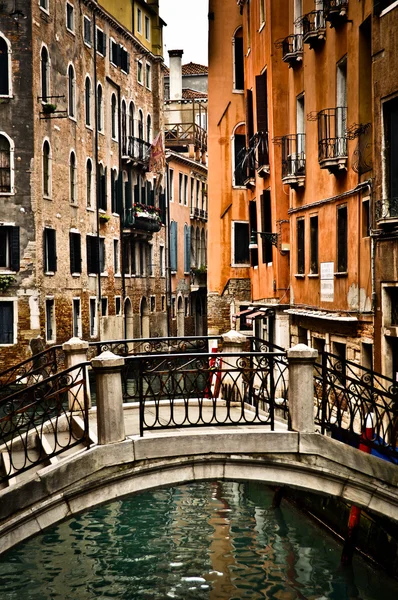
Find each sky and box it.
[160,0,209,66]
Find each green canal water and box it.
[0,481,397,599]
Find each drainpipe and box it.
[165,159,172,336]
[93,12,102,327]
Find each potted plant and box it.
[0,275,16,292]
[42,103,57,115]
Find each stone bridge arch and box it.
[1,431,397,555]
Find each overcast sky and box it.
[160,0,208,66]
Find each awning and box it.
[246,310,268,323]
[284,309,358,322]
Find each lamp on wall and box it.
[248,229,279,250]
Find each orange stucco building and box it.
[208,0,398,375]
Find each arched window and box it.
[233,27,244,91]
[0,134,12,193]
[146,114,152,143]
[97,84,103,131]
[85,77,91,126]
[68,64,76,118]
[232,123,246,187]
[70,151,76,203]
[201,228,206,267]
[42,140,51,197]
[184,224,191,274]
[111,93,117,139]
[0,35,11,97]
[41,46,49,102]
[121,100,127,154]
[86,158,92,207]
[129,102,134,137]
[138,110,144,140]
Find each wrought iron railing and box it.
[281,134,306,180]
[324,0,349,17]
[120,351,287,435]
[314,352,398,460]
[123,136,151,163]
[282,34,303,63]
[0,363,90,482]
[375,197,398,221]
[123,208,162,232]
[316,107,347,163]
[0,345,65,402]
[302,10,326,44]
[88,335,223,359]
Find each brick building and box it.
[0,0,167,366]
[164,50,208,337]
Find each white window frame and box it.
[159,244,165,277]
[137,60,143,85]
[45,296,56,343]
[96,26,106,57]
[111,92,118,141]
[144,15,151,41]
[113,238,120,275]
[115,296,122,316]
[231,221,250,267]
[89,296,98,337]
[67,62,76,120]
[83,15,92,47]
[39,0,49,14]
[0,33,12,98]
[110,37,118,67]
[137,8,142,33]
[40,43,50,103]
[66,2,75,34]
[101,296,108,317]
[145,63,152,89]
[0,131,15,196]
[86,157,93,209]
[169,168,174,202]
[42,138,52,199]
[85,75,92,128]
[72,297,82,338]
[0,297,17,346]
[97,83,104,133]
[231,123,246,188]
[69,149,77,204]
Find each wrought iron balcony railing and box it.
[123,206,162,233]
[165,122,207,152]
[375,197,398,221]
[316,107,347,171]
[324,0,348,27]
[281,34,303,66]
[281,134,306,187]
[302,10,326,48]
[122,136,151,164]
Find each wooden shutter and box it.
[170,221,177,271]
[255,73,268,133]
[234,36,244,90]
[134,184,139,204]
[246,89,254,143]
[10,226,20,272]
[261,191,272,264]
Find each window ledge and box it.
[84,42,92,49]
[0,270,16,275]
[232,89,244,94]
[68,115,77,123]
[86,207,95,212]
[294,273,305,278]
[231,264,250,268]
[380,1,398,16]
[88,273,98,277]
[71,272,81,277]
[44,271,55,276]
[43,195,52,201]
[0,192,14,196]
[258,22,265,33]
[335,271,348,277]
[66,28,76,37]
[115,273,121,278]
[85,124,93,131]
[308,273,319,278]
[100,272,108,277]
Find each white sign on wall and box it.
[320,262,334,302]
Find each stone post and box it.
[287,344,318,433]
[91,351,126,445]
[221,330,248,396]
[62,337,90,411]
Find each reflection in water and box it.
[0,481,397,599]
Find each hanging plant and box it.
[0,275,16,292]
[99,213,111,223]
[42,103,57,114]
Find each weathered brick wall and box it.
[207,278,251,334]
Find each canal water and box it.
[0,481,397,599]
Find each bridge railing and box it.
[88,335,224,359]
[0,362,90,483]
[314,352,398,460]
[121,351,287,435]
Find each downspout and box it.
[93,11,102,328]
[165,159,172,336]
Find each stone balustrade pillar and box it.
[287,344,318,433]
[91,351,126,445]
[221,330,248,393]
[62,337,90,411]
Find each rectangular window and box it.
[184,175,188,206]
[310,215,319,274]
[40,0,49,12]
[233,133,246,187]
[89,297,97,337]
[190,177,194,211]
[232,222,250,266]
[72,298,81,338]
[150,296,155,312]
[137,60,143,84]
[362,198,370,237]
[96,27,106,56]
[120,47,130,73]
[179,173,183,204]
[43,228,57,273]
[86,235,99,274]
[137,8,142,33]
[234,35,244,91]
[169,168,174,202]
[83,16,92,45]
[145,63,151,89]
[249,200,258,268]
[160,245,165,276]
[297,218,305,274]
[145,15,151,40]
[161,296,166,312]
[45,298,55,342]
[260,0,265,24]
[113,239,120,274]
[69,231,81,274]
[99,238,106,273]
[0,301,14,345]
[0,226,20,272]
[101,297,108,316]
[261,191,273,264]
[383,96,398,202]
[170,221,178,272]
[337,205,348,272]
[110,39,119,66]
[66,3,74,33]
[115,296,121,316]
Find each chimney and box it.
[168,49,183,100]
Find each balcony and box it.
[317,107,347,172]
[324,0,348,28]
[122,136,151,167]
[123,205,162,234]
[281,134,306,188]
[302,11,326,48]
[190,268,207,291]
[164,122,207,153]
[281,34,303,67]
[375,198,398,225]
